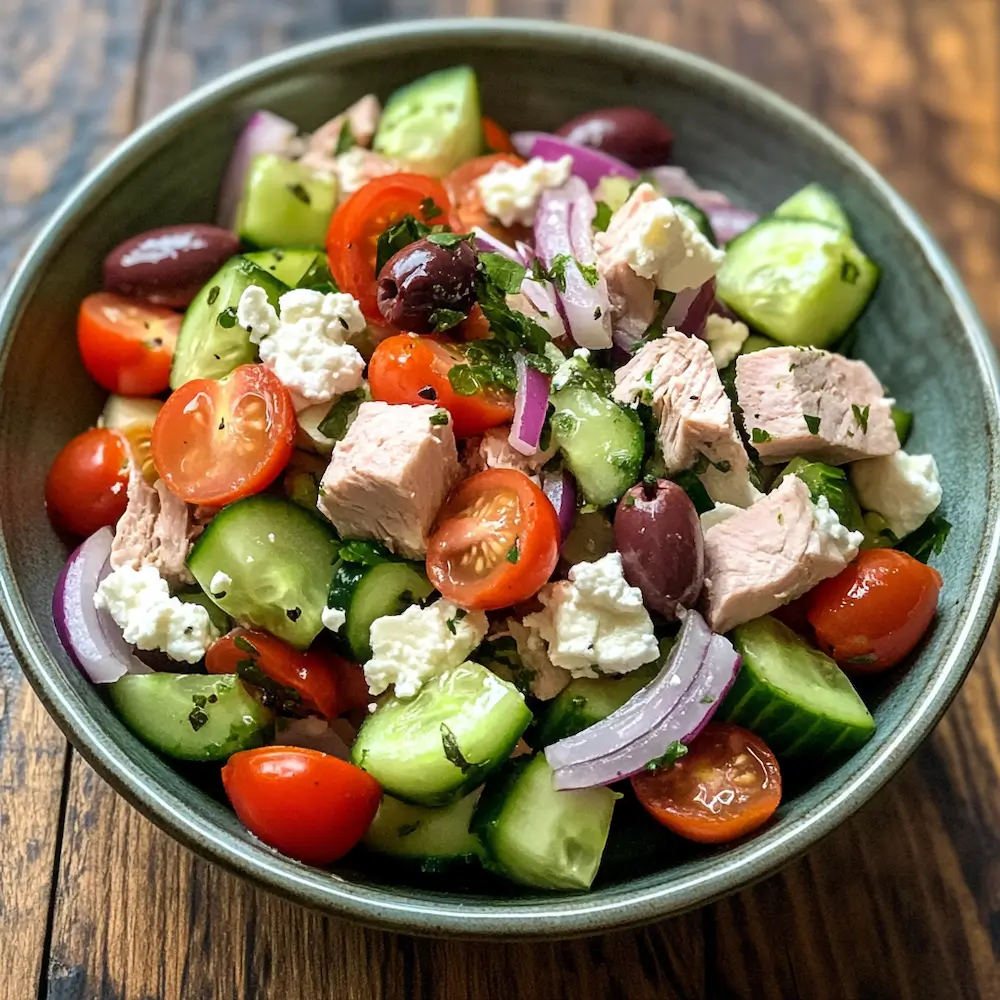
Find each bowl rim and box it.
[2,17,998,939]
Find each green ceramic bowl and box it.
[1,20,997,938]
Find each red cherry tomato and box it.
[367,333,513,438]
[77,292,180,396]
[631,723,782,844]
[481,116,516,155]
[426,469,561,611]
[45,428,130,536]
[807,548,942,673]
[151,364,295,506]
[443,153,528,244]
[325,173,451,322]
[222,747,381,866]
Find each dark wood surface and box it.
[2,0,1000,997]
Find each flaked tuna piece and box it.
[701,476,862,633]
[110,473,195,588]
[297,95,382,173]
[462,427,557,484]
[317,401,462,558]
[332,148,399,198]
[736,347,899,465]
[614,330,760,507]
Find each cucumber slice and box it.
[176,590,232,635]
[170,257,287,388]
[108,673,271,761]
[892,406,913,446]
[774,183,852,234]
[363,790,483,872]
[243,249,336,290]
[551,387,644,508]
[328,560,434,661]
[373,66,482,177]
[532,660,660,748]
[774,458,865,535]
[187,495,340,649]
[719,616,875,759]
[716,218,879,348]
[669,197,717,245]
[351,661,531,806]
[741,333,779,354]
[236,154,338,250]
[471,753,618,891]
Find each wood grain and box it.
[1,0,999,998]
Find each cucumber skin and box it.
[344,562,434,662]
[719,618,875,761]
[242,250,334,290]
[774,183,852,234]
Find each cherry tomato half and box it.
[443,153,528,243]
[481,116,516,155]
[631,723,782,844]
[77,292,180,396]
[151,363,295,506]
[368,333,513,438]
[326,173,451,322]
[426,469,560,611]
[206,628,345,719]
[222,747,381,866]
[45,428,130,537]
[807,548,942,673]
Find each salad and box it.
[46,66,950,892]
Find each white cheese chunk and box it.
[321,605,347,633]
[703,313,750,369]
[209,570,232,597]
[850,450,942,539]
[808,495,863,562]
[476,154,574,227]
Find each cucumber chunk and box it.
[892,406,913,446]
[243,249,336,290]
[373,66,482,177]
[719,616,875,759]
[532,661,661,748]
[176,589,232,635]
[236,154,338,250]
[363,790,483,872]
[774,458,865,535]
[717,218,879,348]
[670,197,717,245]
[170,257,287,388]
[741,333,779,354]
[471,753,618,891]
[774,183,852,234]
[109,673,271,761]
[187,495,340,649]
[551,386,644,508]
[351,661,531,807]
[328,559,434,661]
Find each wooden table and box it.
[2,1,999,997]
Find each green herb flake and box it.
[751,427,772,444]
[593,200,613,233]
[339,539,392,566]
[631,289,675,352]
[852,403,870,433]
[318,386,370,441]
[440,723,476,775]
[777,511,785,525]
[507,543,520,564]
[804,414,822,435]
[425,231,470,248]
[232,634,259,656]
[217,306,238,329]
[624,495,637,507]
[285,607,302,622]
[700,694,716,705]
[419,196,444,221]
[334,120,356,155]
[188,705,209,731]
[206,285,220,306]
[478,251,527,295]
[429,307,467,332]
[576,260,600,287]
[897,512,951,563]
[397,822,421,838]
[841,256,860,284]
[375,214,432,274]
[429,408,450,426]
[287,182,312,205]
[645,740,688,772]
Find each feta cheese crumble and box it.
[523,552,659,678]
[703,314,750,369]
[365,599,488,698]
[850,450,942,539]
[95,564,220,664]
[209,570,232,597]
[236,285,367,410]
[321,605,347,633]
[807,495,863,562]
[476,154,574,227]
[599,183,725,293]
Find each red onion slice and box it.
[541,468,577,540]
[513,132,639,188]
[509,353,551,455]
[472,226,524,264]
[52,527,151,684]
[664,278,717,337]
[274,716,352,760]
[217,110,298,230]
[707,205,759,245]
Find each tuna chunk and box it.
[736,347,899,465]
[297,94,382,174]
[317,401,462,558]
[462,427,557,483]
[614,330,760,507]
[700,476,861,633]
[110,473,195,587]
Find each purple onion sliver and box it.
[676,278,717,337]
[508,353,550,456]
[522,133,639,188]
[471,227,524,264]
[708,205,759,245]
[541,469,577,541]
[510,130,546,158]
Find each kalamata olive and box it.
[376,237,478,334]
[555,107,674,169]
[614,479,703,618]
[103,224,241,308]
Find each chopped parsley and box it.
[631,289,675,352]
[804,414,822,435]
[286,183,312,205]
[751,427,772,444]
[840,256,860,284]
[852,403,870,433]
[285,607,301,622]
[429,307,467,332]
[232,634,258,656]
[188,704,209,731]
[335,120,356,154]
[593,200,613,233]
[645,740,688,771]
[374,214,431,274]
[419,196,444,221]
[507,542,520,564]
[691,452,731,475]
[440,723,476,774]
[425,231,472,248]
[217,306,238,329]
[897,512,951,563]
[429,409,450,426]
[318,386,369,441]
[444,608,467,635]
[397,822,421,838]
[206,285,220,306]
[338,539,392,566]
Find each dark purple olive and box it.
[103,224,240,308]
[556,107,674,169]
[376,237,478,334]
[614,479,703,618]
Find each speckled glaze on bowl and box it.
[0,20,997,939]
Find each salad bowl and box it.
[1,19,998,938]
